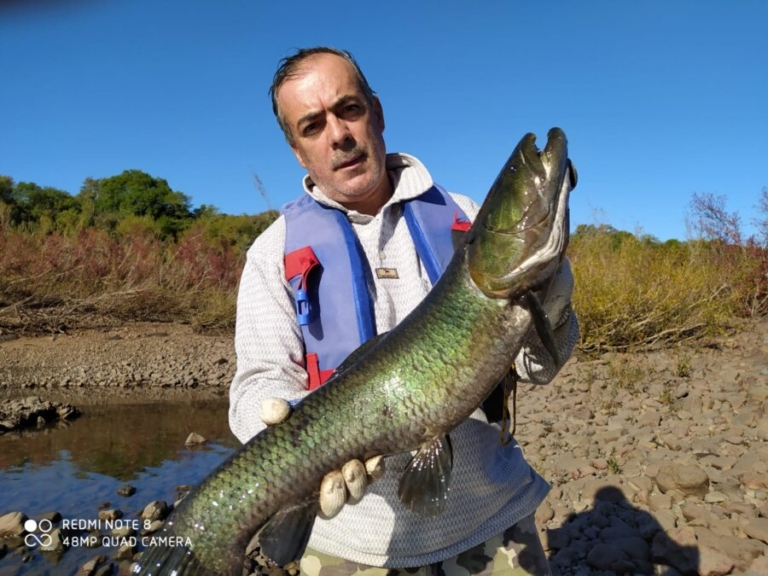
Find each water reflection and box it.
[0,400,238,576]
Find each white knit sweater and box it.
[229,153,578,567]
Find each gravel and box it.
[2,317,767,574]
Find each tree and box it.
[688,192,742,245]
[0,175,13,204]
[83,170,193,238]
[755,187,768,247]
[6,181,79,229]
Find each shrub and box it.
[569,226,765,352]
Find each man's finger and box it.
[342,459,367,502]
[319,470,347,518]
[259,397,291,425]
[365,455,385,482]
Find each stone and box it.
[98,509,122,522]
[0,511,27,538]
[94,562,115,576]
[75,555,107,576]
[110,525,136,538]
[586,542,627,571]
[740,472,768,490]
[704,491,728,503]
[115,543,136,560]
[0,396,80,433]
[140,501,169,523]
[698,544,734,576]
[747,555,768,574]
[116,485,136,497]
[656,463,710,497]
[535,502,554,525]
[651,527,698,574]
[639,410,662,427]
[544,526,571,550]
[649,494,673,512]
[613,536,650,561]
[142,519,163,535]
[185,432,206,446]
[743,517,768,544]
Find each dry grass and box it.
[1,220,766,341]
[569,228,767,352]
[0,226,243,334]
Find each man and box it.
[229,47,578,576]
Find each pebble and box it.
[1,317,767,575]
[0,396,80,433]
[0,511,26,538]
[518,318,768,575]
[185,432,207,446]
[116,485,137,497]
[140,501,169,523]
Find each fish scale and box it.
[133,128,575,576]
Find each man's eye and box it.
[303,123,318,136]
[343,104,362,117]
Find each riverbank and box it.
[1,319,767,575]
[0,322,234,406]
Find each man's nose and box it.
[328,116,354,149]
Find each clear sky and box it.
[1,0,766,241]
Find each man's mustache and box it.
[332,149,367,170]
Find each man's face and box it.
[276,54,389,213]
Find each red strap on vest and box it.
[451,210,471,232]
[285,246,319,287]
[305,353,335,391]
[287,248,336,390]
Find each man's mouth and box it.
[334,153,365,171]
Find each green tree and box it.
[0,175,13,204]
[9,181,79,229]
[85,170,193,238]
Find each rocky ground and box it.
[1,318,767,575]
[0,322,235,406]
[516,317,768,575]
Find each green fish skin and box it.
[133,127,576,576]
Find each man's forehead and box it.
[278,54,360,103]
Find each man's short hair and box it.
[269,47,376,143]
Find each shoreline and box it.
[0,321,234,407]
[2,318,768,574]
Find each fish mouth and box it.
[467,127,575,298]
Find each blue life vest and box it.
[282,185,470,390]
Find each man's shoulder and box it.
[246,213,287,260]
[443,191,480,221]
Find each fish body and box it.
[133,128,576,576]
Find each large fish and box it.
[133,127,577,576]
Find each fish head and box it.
[467,127,576,298]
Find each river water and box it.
[0,400,238,576]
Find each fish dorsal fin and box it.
[332,332,389,377]
[526,291,561,367]
[397,435,453,517]
[258,500,318,566]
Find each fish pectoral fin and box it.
[527,290,561,367]
[258,500,318,566]
[397,435,453,517]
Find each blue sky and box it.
[1,0,766,241]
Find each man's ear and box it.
[373,96,385,133]
[289,141,308,169]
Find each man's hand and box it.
[260,397,385,518]
[515,258,579,384]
